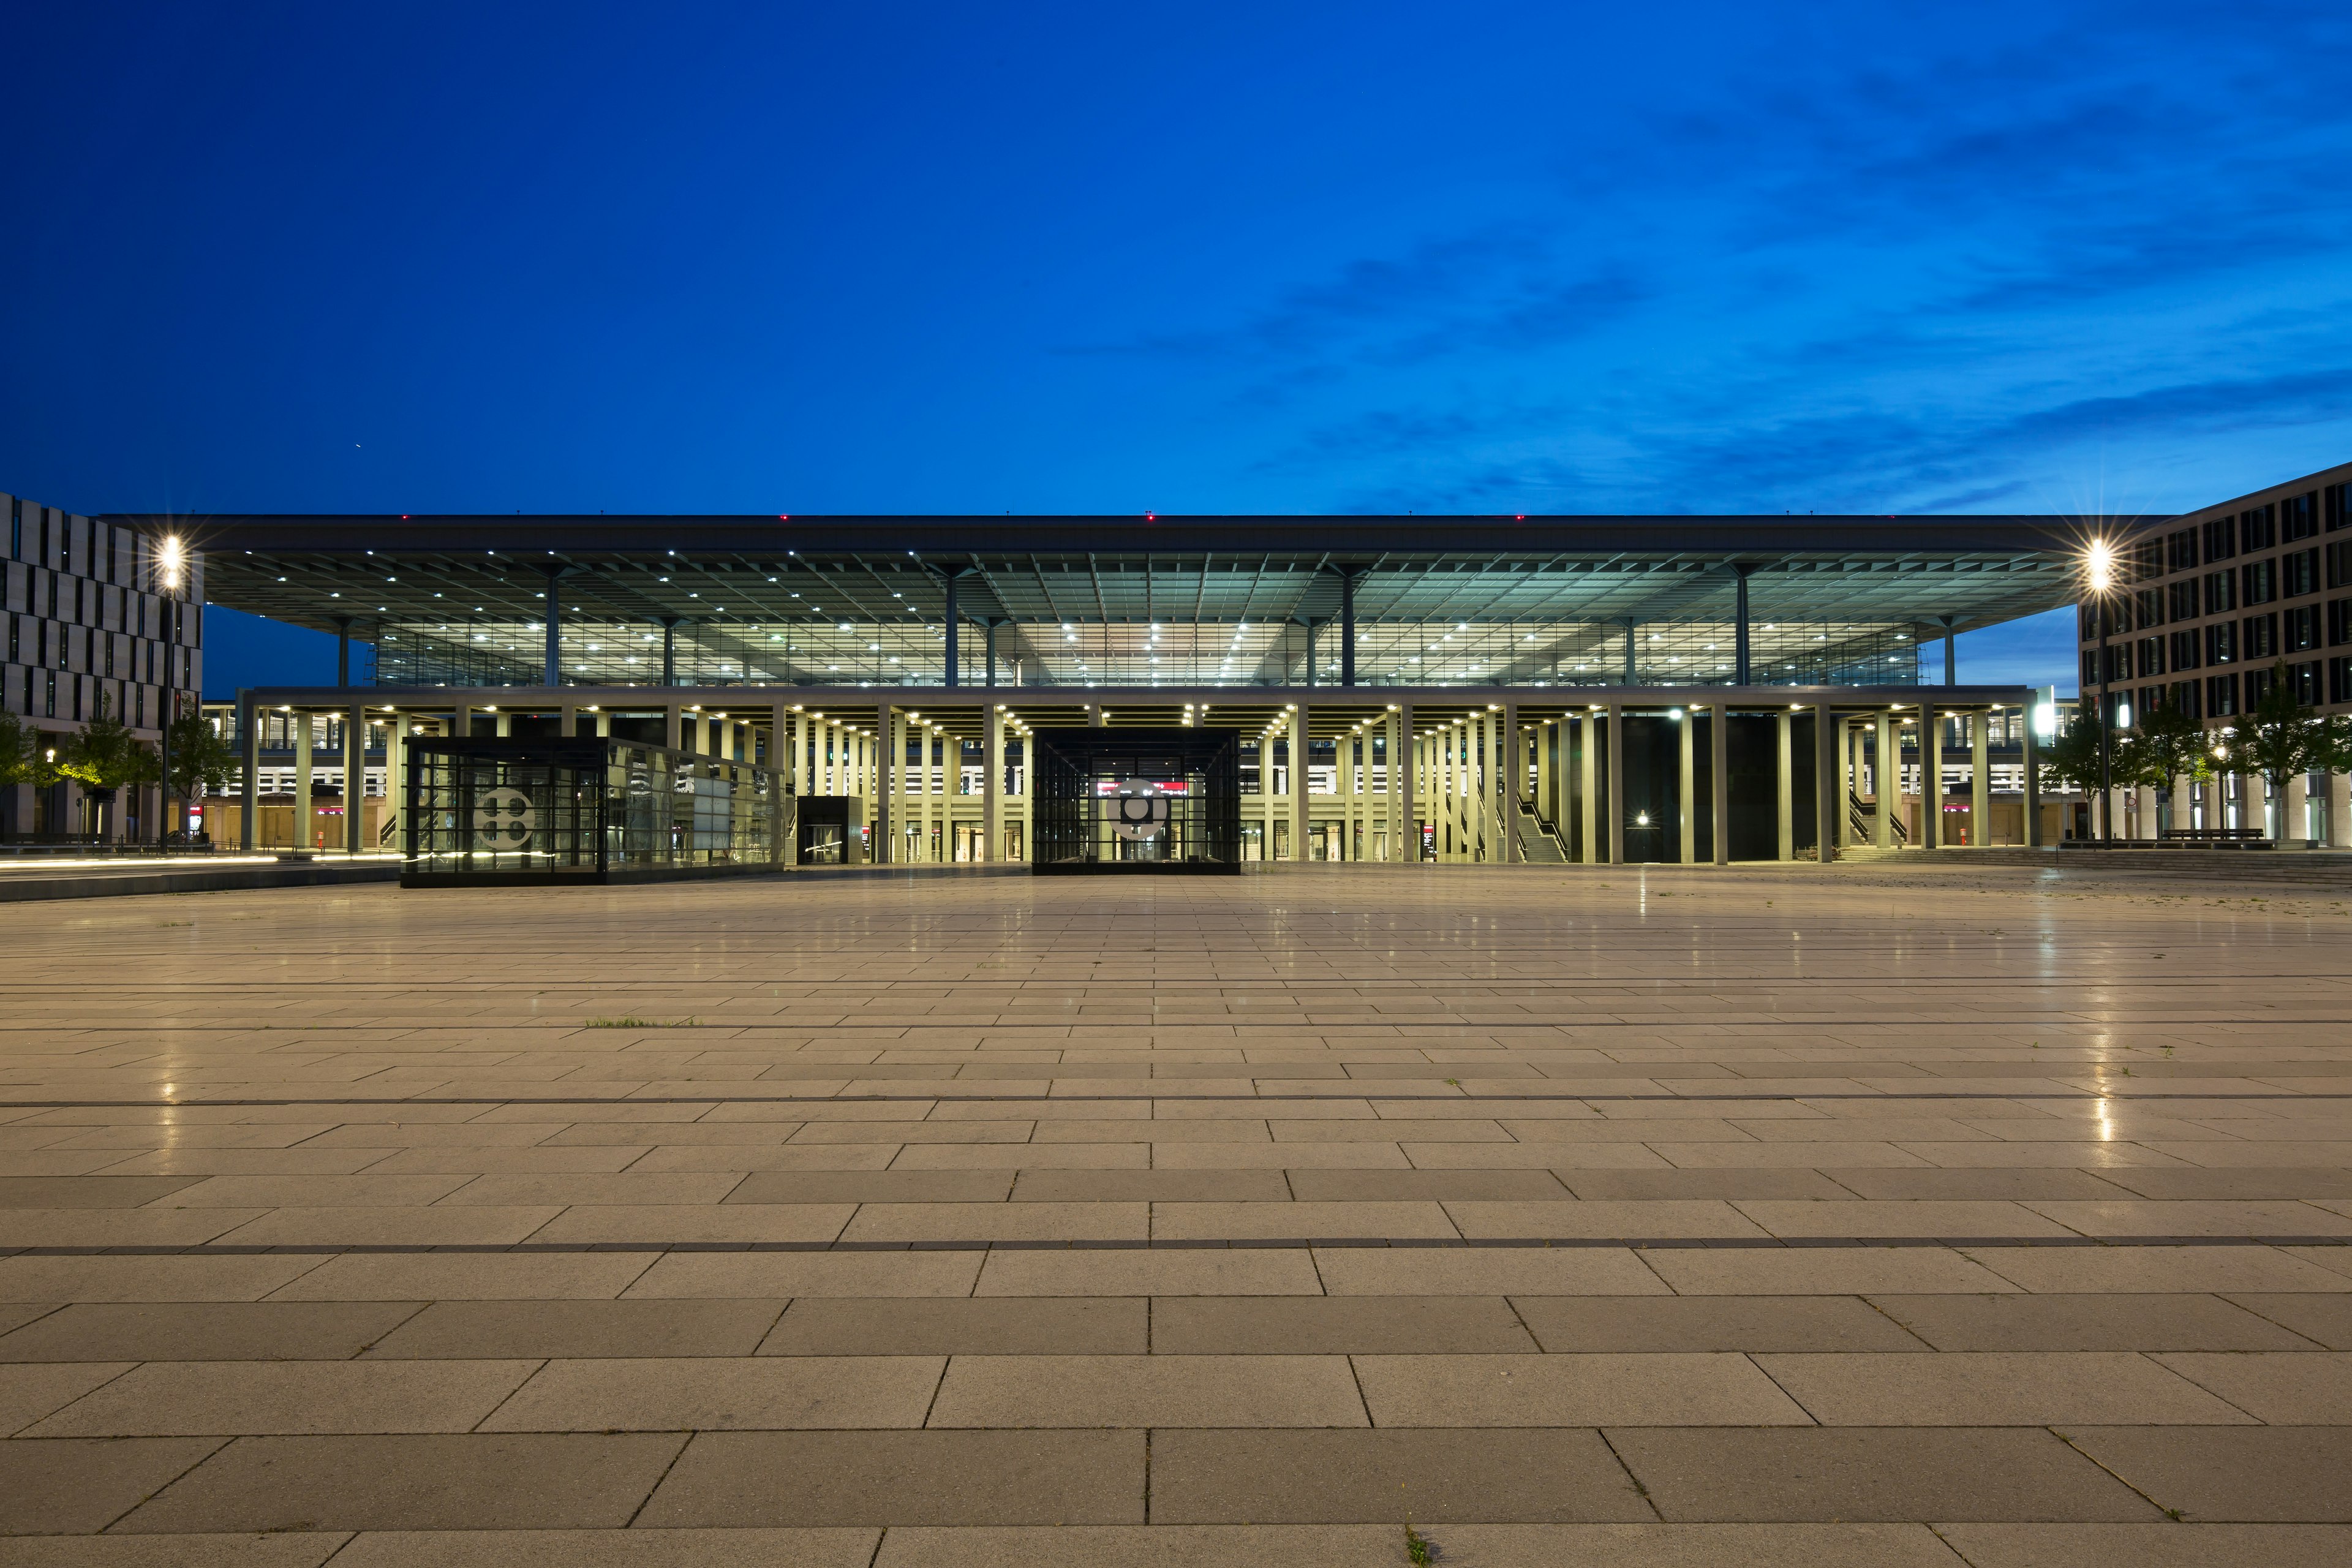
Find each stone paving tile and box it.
[926,1354,1367,1427]
[1153,1199,1458,1239]
[0,1175,205,1207]
[112,1433,688,1532]
[1609,1427,2164,1521]
[269,1254,654,1302]
[1752,1351,2254,1425]
[0,1438,224,1534]
[326,1531,881,1567]
[1512,1295,1928,1352]
[1928,1523,2352,1568]
[0,1531,349,1566]
[363,1300,782,1359]
[1960,1246,2352,1295]
[0,1362,136,1434]
[0,1256,328,1303]
[2150,1351,2352,1422]
[1868,1293,2320,1352]
[479,1355,946,1431]
[727,1170,1014,1202]
[638,1431,1145,1525]
[622,1252,982,1298]
[1150,1295,1539,1354]
[1310,1246,1667,1297]
[1352,1352,1812,1427]
[26,1360,543,1436]
[0,1302,426,1363]
[866,1522,1968,1567]
[1640,1249,2020,1296]
[2223,1293,2352,1348]
[1147,1428,1651,1522]
[972,1249,1321,1297]
[758,1297,1146,1355]
[2062,1427,2352,1521]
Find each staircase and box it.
[1515,800,1568,861]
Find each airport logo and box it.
[475,786,535,850]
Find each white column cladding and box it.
[2021,706,2043,847]
[1839,719,1859,850]
[345,701,366,854]
[2331,770,2352,849]
[1501,703,1521,863]
[877,704,895,863]
[1811,703,1838,859]
[1918,709,1940,850]
[1710,701,1730,866]
[238,692,260,851]
[1971,710,1991,848]
[1289,706,1310,862]
[2136,783,2160,844]
[1874,710,1895,850]
[2285,772,2309,845]
[1606,701,1626,865]
[1393,704,1413,861]
[1775,710,1794,861]
[292,710,313,853]
[982,704,1002,862]
[1678,706,1696,864]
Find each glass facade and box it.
[403,736,778,884]
[1030,728,1242,873]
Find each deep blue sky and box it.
[4,2,2346,695]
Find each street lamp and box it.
[155,537,187,848]
[2084,538,2117,843]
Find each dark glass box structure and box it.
[1030,727,1241,875]
[402,736,782,886]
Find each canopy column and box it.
[238,690,259,851]
[1607,701,1627,865]
[1970,710,1991,846]
[1678,707,1696,864]
[344,701,366,853]
[1919,709,1941,850]
[982,704,1002,862]
[1582,710,1602,864]
[1874,710,1896,848]
[1710,701,1730,865]
[293,709,314,853]
[1775,710,1793,861]
[1500,703,1521,863]
[1812,703,1838,859]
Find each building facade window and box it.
[2206,620,2237,664]
[2242,503,2277,551]
[2242,557,2277,605]
[2288,604,2320,652]
[2209,672,2239,715]
[2332,656,2352,705]
[2204,515,2239,561]
[2168,528,2200,571]
[2168,579,2199,620]
[2331,597,2352,647]
[2244,611,2279,660]
[2283,491,2320,541]
[2205,570,2237,616]
[2290,659,2323,706]
[2245,665,2276,706]
[2168,680,2203,719]
[2169,628,2202,671]
[2286,548,2319,597]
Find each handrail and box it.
[1848,790,1908,846]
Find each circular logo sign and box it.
[474,786,535,850]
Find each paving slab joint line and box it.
[6,1234,2350,1258]
[1,1088,2343,1107]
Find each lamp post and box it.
[2086,539,2117,843]
[154,535,186,847]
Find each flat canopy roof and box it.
[117,512,2097,642]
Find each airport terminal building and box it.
[5,459,2342,869]
[99,508,2099,870]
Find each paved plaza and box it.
[2,861,2351,1566]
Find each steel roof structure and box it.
[115,511,2098,690]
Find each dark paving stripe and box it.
[0,1090,2340,1108]
[5,1234,2348,1257]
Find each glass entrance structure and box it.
[402,736,780,886]
[1031,727,1241,874]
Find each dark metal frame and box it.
[1030,727,1242,875]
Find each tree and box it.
[162,705,237,809]
[2036,707,2109,799]
[54,692,159,837]
[2116,702,2213,794]
[0,709,41,791]
[2227,664,2352,842]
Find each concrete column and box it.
[1840,720,1861,849]
[1501,704,1521,863]
[345,702,366,853]
[238,690,259,851]
[2136,783,2159,844]
[1919,711,1940,850]
[1607,701,1627,865]
[2285,772,2310,845]
[1874,710,1895,848]
[982,705,1002,861]
[876,705,894,862]
[383,710,407,858]
[2022,707,2043,847]
[1289,707,1309,862]
[1382,710,1401,865]
[1775,711,1793,861]
[1678,707,1696,864]
[1710,702,1730,865]
[663,704,682,751]
[1812,704,1838,859]
[1971,710,1991,847]
[288,711,313,853]
[2329,771,2351,849]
